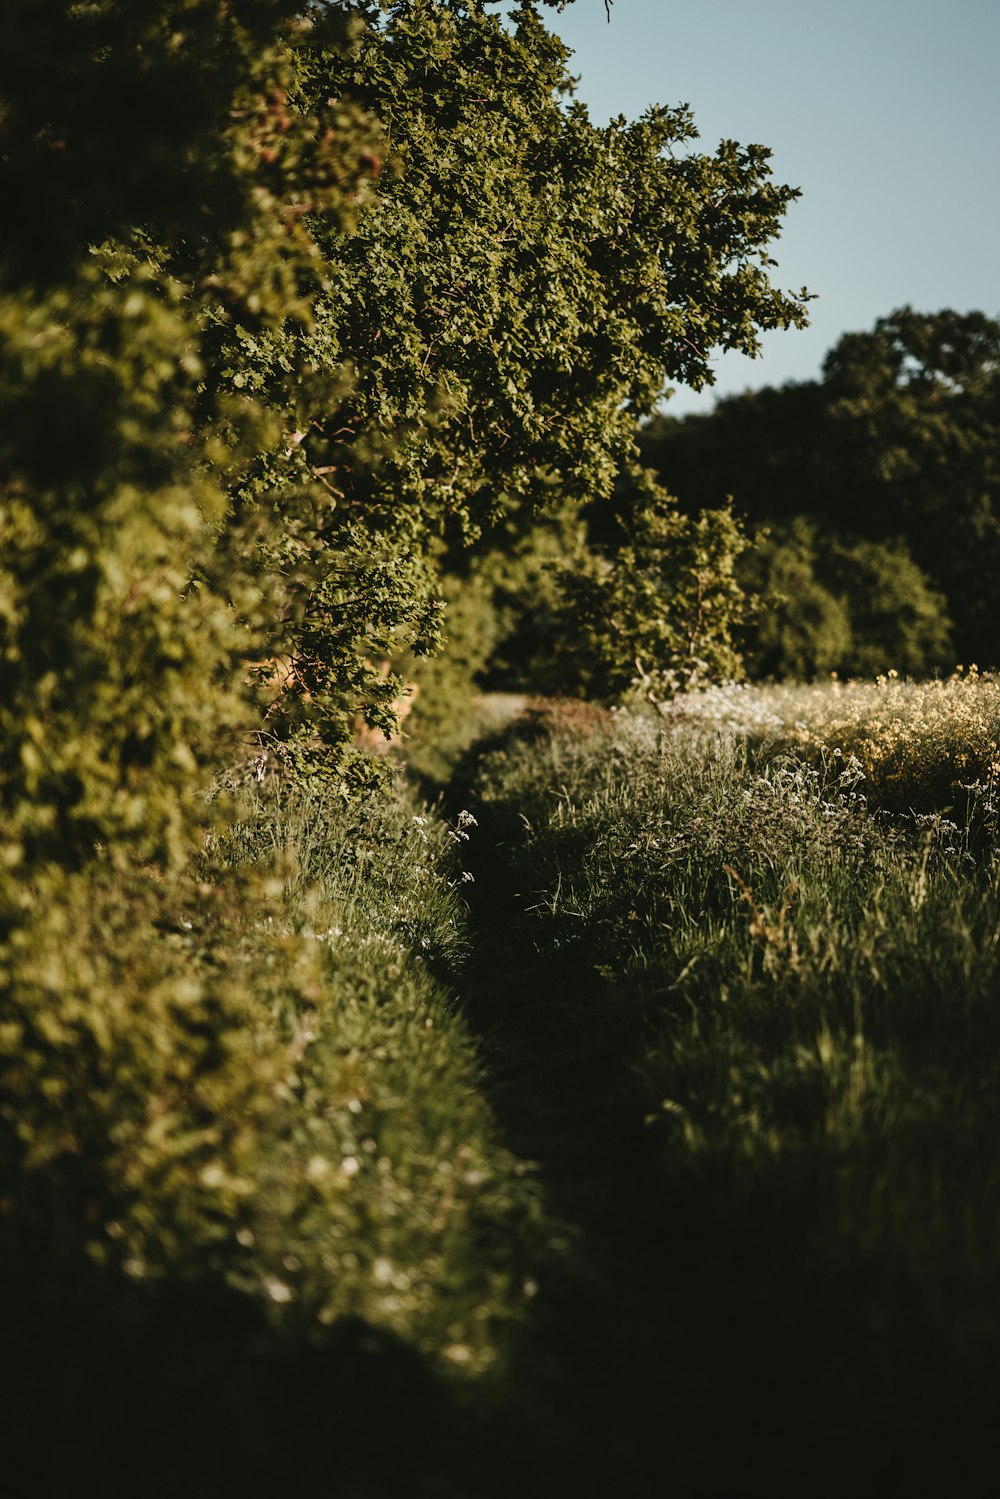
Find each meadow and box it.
[457,676,1000,1493]
[7,675,1000,1497]
[6,10,997,1495]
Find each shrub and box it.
[3,784,546,1375]
[549,474,751,709]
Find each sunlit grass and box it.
[198,782,547,1376]
[13,682,1000,1494]
[665,669,1000,825]
[463,692,1000,1487]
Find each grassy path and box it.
[445,706,1000,1498]
[459,792,829,1498]
[9,689,1000,1498]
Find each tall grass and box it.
[4,778,548,1497]
[9,680,999,1495]
[467,694,1000,1492]
[666,670,1000,824]
[196,782,546,1373]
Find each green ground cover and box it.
[4,782,548,1497]
[6,680,1000,1497]
[453,684,1000,1495]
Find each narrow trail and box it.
[434,740,779,1499]
[440,721,967,1499]
[458,824,689,1495]
[455,802,798,1499]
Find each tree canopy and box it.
[640,308,1000,674]
[235,0,810,749]
[2,3,810,834]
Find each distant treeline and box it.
[405,307,1000,737]
[636,308,1000,679]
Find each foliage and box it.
[4,782,551,1491]
[824,308,1000,662]
[1,0,808,820]
[825,534,954,678]
[667,670,1000,828]
[640,306,1000,668]
[1,5,813,1485]
[742,519,953,680]
[0,4,399,1334]
[310,0,807,516]
[3,782,547,1356]
[0,0,383,881]
[740,519,853,678]
[402,491,587,762]
[256,0,808,735]
[549,473,751,707]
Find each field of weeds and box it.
[668,669,1000,825]
[8,678,1000,1498]
[455,678,1000,1495]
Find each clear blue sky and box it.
[545,0,1000,413]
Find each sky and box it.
[545,0,1000,413]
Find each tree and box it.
[0,0,809,1301]
[742,520,953,681]
[741,520,854,680]
[638,308,1000,670]
[0,0,385,1296]
[822,309,1000,660]
[0,0,383,875]
[239,0,809,737]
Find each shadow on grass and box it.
[446,735,999,1499]
[2,1236,481,1499]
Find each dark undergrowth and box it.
[3,1239,471,1499]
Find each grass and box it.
[666,669,1000,824]
[199,781,549,1374]
[3,779,549,1497]
[7,677,1000,1496]
[453,686,1000,1495]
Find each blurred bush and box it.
[742,519,953,680]
[638,307,1000,670]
